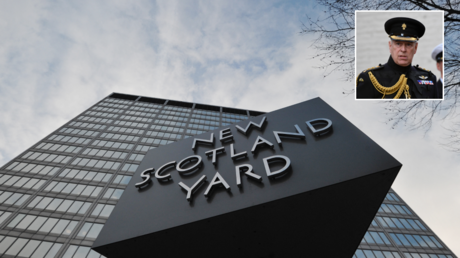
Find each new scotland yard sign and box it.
[93,98,401,258]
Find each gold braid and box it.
[368,72,411,99]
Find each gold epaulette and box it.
[362,65,384,73]
[414,64,431,72]
[356,65,384,87]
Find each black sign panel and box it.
[93,98,401,257]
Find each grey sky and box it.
[0,0,458,255]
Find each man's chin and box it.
[396,60,411,67]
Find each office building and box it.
[0,93,456,257]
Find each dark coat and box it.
[436,79,443,98]
[356,56,439,99]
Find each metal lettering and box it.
[235,164,262,186]
[205,147,225,165]
[192,133,214,151]
[235,116,267,135]
[176,155,203,174]
[251,136,274,154]
[230,143,247,160]
[220,128,233,143]
[204,172,230,197]
[305,118,333,137]
[155,161,176,180]
[273,124,305,145]
[263,155,291,179]
[135,168,155,188]
[178,175,207,201]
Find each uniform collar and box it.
[387,56,412,74]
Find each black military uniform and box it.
[356,17,438,99]
[435,78,443,98]
[357,57,437,99]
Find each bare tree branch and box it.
[300,0,460,151]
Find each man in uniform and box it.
[356,17,438,99]
[431,43,443,98]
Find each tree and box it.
[301,0,460,150]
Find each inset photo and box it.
[355,11,444,100]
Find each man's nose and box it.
[401,44,406,51]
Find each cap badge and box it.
[402,23,406,30]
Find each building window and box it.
[113,120,149,128]
[129,154,145,162]
[82,148,128,160]
[68,121,107,130]
[6,214,78,236]
[112,175,132,185]
[77,223,104,239]
[120,163,138,173]
[404,252,454,258]
[135,144,156,152]
[0,191,30,206]
[360,231,392,246]
[0,236,62,258]
[77,116,113,124]
[376,216,427,231]
[70,158,121,170]
[48,134,92,145]
[44,181,103,197]
[379,204,412,215]
[27,196,91,214]
[35,143,82,154]
[354,249,402,258]
[0,211,12,225]
[21,152,72,164]
[384,192,400,202]
[91,204,115,218]
[59,169,112,183]
[91,140,134,150]
[0,174,46,190]
[62,244,104,258]
[389,233,444,249]
[102,188,124,200]
[59,128,99,137]
[4,162,60,175]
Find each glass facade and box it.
[0,93,456,258]
[354,190,457,258]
